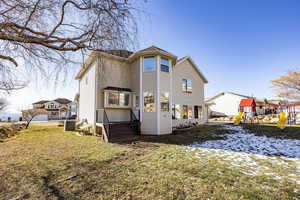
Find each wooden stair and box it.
[101,109,140,143]
[108,122,139,142]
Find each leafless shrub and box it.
[22,108,48,128]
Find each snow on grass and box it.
[185,124,300,186]
[191,125,300,158]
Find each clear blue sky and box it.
[5,0,300,113]
[139,0,300,98]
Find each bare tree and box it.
[271,70,300,100]
[0,0,139,92]
[22,108,48,128]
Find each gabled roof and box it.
[175,56,208,83]
[205,92,251,102]
[239,98,256,107]
[102,50,133,58]
[53,98,72,104]
[128,45,177,62]
[138,46,172,55]
[33,100,49,104]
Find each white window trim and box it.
[104,90,132,109]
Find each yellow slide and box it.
[234,112,244,125]
[277,112,287,129]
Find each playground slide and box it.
[277,112,287,129]
[234,112,244,125]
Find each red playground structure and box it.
[239,98,257,115]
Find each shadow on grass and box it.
[110,124,235,146]
[110,124,300,159]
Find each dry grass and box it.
[0,124,299,199]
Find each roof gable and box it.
[54,98,72,104]
[175,56,208,83]
[206,92,251,102]
[240,98,256,107]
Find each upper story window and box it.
[160,57,169,72]
[47,103,58,109]
[182,79,192,93]
[143,57,156,72]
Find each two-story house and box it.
[75,46,208,140]
[32,98,74,120]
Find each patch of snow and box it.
[191,125,300,158]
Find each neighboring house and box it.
[206,92,252,116]
[31,98,74,120]
[206,92,279,117]
[75,45,208,137]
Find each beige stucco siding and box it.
[172,59,206,126]
[141,69,158,135]
[172,59,205,105]
[79,61,97,125]
[95,56,132,121]
[105,108,130,122]
[130,59,140,94]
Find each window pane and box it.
[161,65,169,72]
[182,105,188,119]
[182,79,187,92]
[161,58,169,66]
[160,58,169,72]
[144,57,156,72]
[144,92,155,112]
[108,92,119,106]
[175,104,181,119]
[187,80,192,93]
[188,106,193,119]
[160,92,169,112]
[119,93,130,106]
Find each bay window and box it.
[106,91,130,108]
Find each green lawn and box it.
[0,125,299,199]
